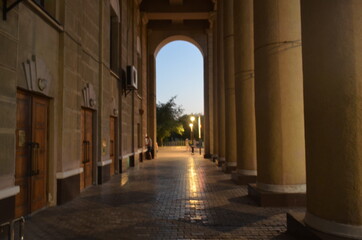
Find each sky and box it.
[156,40,204,115]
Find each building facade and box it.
[1,0,362,239]
[0,0,148,221]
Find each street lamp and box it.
[189,123,193,132]
[189,123,194,142]
[189,123,194,153]
[190,116,195,147]
[198,116,202,155]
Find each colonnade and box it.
[207,0,362,239]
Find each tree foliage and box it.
[157,96,184,145]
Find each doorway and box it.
[110,116,116,176]
[15,90,49,217]
[80,108,94,190]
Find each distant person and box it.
[145,135,153,159]
[185,138,189,151]
[191,140,197,154]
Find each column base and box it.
[287,211,352,240]
[0,196,15,224]
[222,163,237,173]
[57,174,80,205]
[98,165,111,184]
[232,172,257,185]
[216,157,225,167]
[247,183,306,207]
[204,153,212,159]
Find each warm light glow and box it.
[120,173,129,187]
[190,116,195,122]
[189,123,193,131]
[188,158,198,197]
[198,116,201,139]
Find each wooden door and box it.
[15,92,31,217]
[110,117,116,176]
[15,91,48,217]
[80,109,93,190]
[30,96,48,212]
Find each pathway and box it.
[24,147,300,240]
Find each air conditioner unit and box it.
[126,65,138,90]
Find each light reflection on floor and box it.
[120,173,129,186]
[24,147,299,240]
[188,156,198,198]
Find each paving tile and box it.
[21,148,303,240]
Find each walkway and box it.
[25,147,299,240]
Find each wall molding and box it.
[120,149,147,160]
[97,159,112,167]
[0,186,20,200]
[56,168,83,179]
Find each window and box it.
[110,8,119,74]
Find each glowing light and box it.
[120,173,129,186]
[198,116,201,139]
[188,157,198,197]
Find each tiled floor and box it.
[24,147,301,240]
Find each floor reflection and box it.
[120,173,129,187]
[188,157,198,198]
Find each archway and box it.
[155,40,204,147]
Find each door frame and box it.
[16,88,52,216]
[80,107,97,189]
[110,116,119,175]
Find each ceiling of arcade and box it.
[140,0,215,31]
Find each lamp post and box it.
[190,116,195,144]
[190,116,195,154]
[198,116,202,155]
[189,123,194,153]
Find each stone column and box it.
[232,0,257,185]
[249,0,306,207]
[222,0,237,173]
[212,14,219,162]
[295,1,362,238]
[148,54,157,158]
[216,0,226,166]
[203,29,212,159]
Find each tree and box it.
[157,96,184,146]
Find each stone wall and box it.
[0,0,147,213]
[0,2,18,191]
